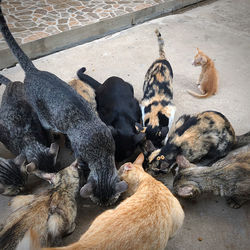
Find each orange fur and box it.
[188,48,218,98]
[26,154,184,250]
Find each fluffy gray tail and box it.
[234,131,250,149]
[0,74,11,85]
[0,2,35,72]
[155,29,166,59]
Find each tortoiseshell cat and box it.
[19,154,184,250]
[0,161,79,250]
[188,48,218,98]
[140,29,175,148]
[174,144,250,208]
[144,111,238,172]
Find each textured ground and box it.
[0,0,164,50]
[0,0,250,249]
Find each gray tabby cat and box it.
[174,144,250,208]
[0,1,127,205]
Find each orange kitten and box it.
[19,153,184,250]
[188,48,218,98]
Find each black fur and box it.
[77,67,144,162]
[0,4,123,205]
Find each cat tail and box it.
[155,29,166,59]
[77,67,101,90]
[0,74,11,85]
[187,90,210,98]
[0,3,35,72]
[234,131,250,149]
[16,229,41,250]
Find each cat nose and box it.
[191,61,195,65]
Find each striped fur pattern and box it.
[0,155,27,195]
[0,2,124,206]
[0,161,79,250]
[18,154,184,250]
[173,145,250,208]
[140,29,176,148]
[145,111,236,172]
[0,78,59,174]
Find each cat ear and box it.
[26,162,37,173]
[70,160,78,169]
[176,155,191,169]
[134,153,144,165]
[115,181,128,193]
[80,182,93,198]
[177,186,194,197]
[49,142,59,156]
[123,163,133,171]
[135,123,146,133]
[0,183,5,194]
[13,154,26,166]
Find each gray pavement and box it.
[0,0,250,249]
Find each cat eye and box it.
[156,155,165,161]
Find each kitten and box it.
[140,29,176,148]
[187,48,218,98]
[68,79,96,110]
[77,67,144,162]
[144,111,237,172]
[19,153,184,250]
[0,154,27,196]
[0,161,80,250]
[174,144,250,208]
[0,75,59,173]
[0,2,126,205]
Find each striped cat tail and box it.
[155,29,166,59]
[0,2,35,72]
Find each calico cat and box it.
[0,161,80,250]
[68,79,96,110]
[187,48,218,98]
[144,111,238,172]
[140,29,176,148]
[77,67,144,162]
[0,2,126,205]
[0,154,27,195]
[0,75,59,173]
[174,144,250,208]
[18,153,184,250]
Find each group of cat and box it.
[0,0,249,249]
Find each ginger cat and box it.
[188,48,218,98]
[18,153,184,250]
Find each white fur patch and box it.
[163,107,176,145]
[140,105,145,126]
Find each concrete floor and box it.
[0,0,250,249]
